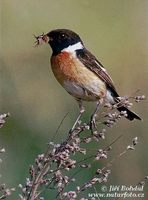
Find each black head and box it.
[46,29,83,55]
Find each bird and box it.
[35,29,141,128]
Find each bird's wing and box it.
[76,48,119,97]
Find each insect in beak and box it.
[34,32,49,47]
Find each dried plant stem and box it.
[0,113,15,199]
[18,95,145,200]
[93,186,100,200]
[29,113,71,199]
[29,162,51,200]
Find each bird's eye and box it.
[62,34,65,38]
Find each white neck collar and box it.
[62,42,84,53]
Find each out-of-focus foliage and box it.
[0,0,148,199]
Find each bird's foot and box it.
[89,102,100,134]
[90,113,98,134]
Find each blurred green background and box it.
[0,0,148,199]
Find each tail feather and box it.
[117,106,142,121]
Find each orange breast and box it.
[50,51,107,101]
[51,52,80,84]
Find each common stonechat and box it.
[35,29,141,121]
